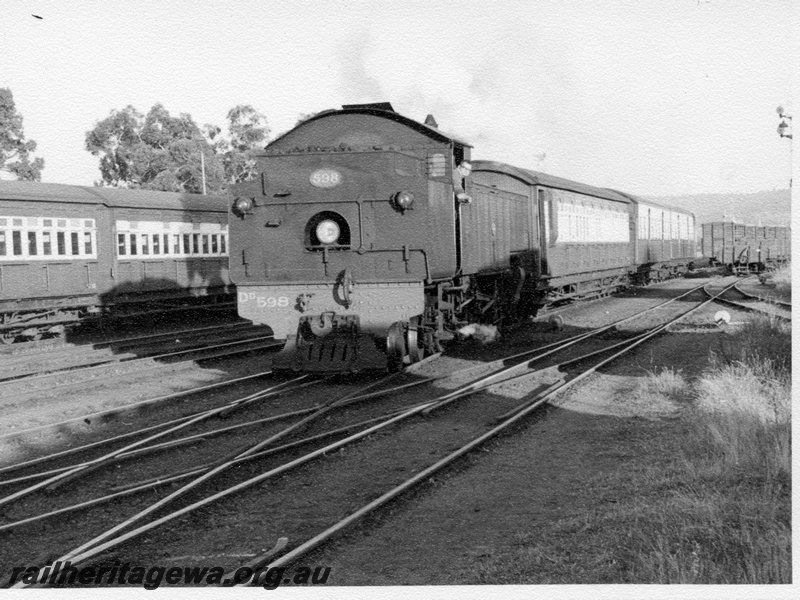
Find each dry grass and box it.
[468,316,791,584]
[631,357,791,583]
[770,264,791,297]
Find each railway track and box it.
[0,277,742,588]
[0,319,250,358]
[0,327,281,403]
[703,277,791,322]
[0,321,273,380]
[0,301,239,349]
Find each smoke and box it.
[335,35,386,101]
[332,15,575,171]
[457,324,500,345]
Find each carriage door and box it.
[537,189,549,275]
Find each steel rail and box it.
[2,340,282,407]
[7,280,723,581]
[0,334,280,387]
[223,537,289,585]
[56,374,399,563]
[109,399,431,495]
[422,282,710,415]
[89,321,257,350]
[704,279,790,322]
[0,405,323,488]
[43,375,310,494]
[111,397,434,492]
[734,281,791,309]
[26,402,437,580]
[0,321,256,362]
[0,328,264,378]
[0,376,307,508]
[0,370,273,444]
[0,301,700,538]
[245,279,745,575]
[6,282,730,582]
[77,376,440,487]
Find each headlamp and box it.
[392,190,414,211]
[315,219,341,244]
[232,197,254,217]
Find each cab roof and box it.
[267,103,472,151]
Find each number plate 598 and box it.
[309,168,342,188]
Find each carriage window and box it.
[221,234,226,254]
[57,231,66,255]
[153,234,160,255]
[174,234,181,254]
[12,231,22,256]
[141,234,150,255]
[42,231,52,255]
[183,234,191,255]
[211,235,219,254]
[163,234,169,254]
[71,232,80,255]
[118,234,127,256]
[27,231,38,256]
[84,232,93,255]
[202,234,210,255]
[0,231,6,256]
[192,234,200,254]
[130,234,138,255]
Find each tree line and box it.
[1,86,308,194]
[0,88,45,181]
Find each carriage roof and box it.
[0,180,228,212]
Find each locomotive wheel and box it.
[0,332,16,345]
[386,321,407,372]
[407,316,423,363]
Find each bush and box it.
[770,264,791,297]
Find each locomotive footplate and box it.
[272,313,387,372]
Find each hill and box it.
[645,189,791,227]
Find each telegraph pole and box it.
[200,151,207,195]
[776,106,792,187]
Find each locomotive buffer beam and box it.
[272,313,387,373]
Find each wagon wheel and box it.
[0,332,16,345]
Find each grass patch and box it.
[468,316,791,584]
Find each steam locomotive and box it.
[228,102,696,372]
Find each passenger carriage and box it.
[0,181,232,343]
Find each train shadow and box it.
[56,274,272,373]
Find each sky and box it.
[0,0,794,197]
